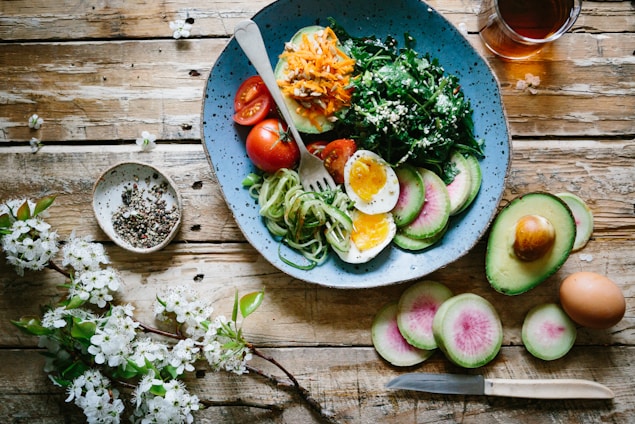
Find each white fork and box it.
[234,20,336,193]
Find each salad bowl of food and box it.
[201,0,511,288]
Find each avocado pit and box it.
[512,214,555,261]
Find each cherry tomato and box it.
[322,138,357,184]
[246,118,300,173]
[306,141,329,159]
[233,94,272,126]
[234,76,268,112]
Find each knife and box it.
[386,373,614,399]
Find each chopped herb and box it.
[330,20,484,179]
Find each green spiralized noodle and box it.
[247,168,353,268]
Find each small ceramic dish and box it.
[92,161,182,254]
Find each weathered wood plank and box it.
[1,34,633,142]
[1,347,633,423]
[1,139,633,242]
[0,1,631,41]
[2,236,633,348]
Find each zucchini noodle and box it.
[245,169,353,269]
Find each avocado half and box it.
[273,25,335,134]
[485,192,576,295]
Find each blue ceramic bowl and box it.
[202,0,510,289]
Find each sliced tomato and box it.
[246,118,300,173]
[306,141,329,159]
[234,76,269,112]
[233,94,272,126]
[322,138,357,184]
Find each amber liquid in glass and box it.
[499,0,573,39]
[480,0,575,59]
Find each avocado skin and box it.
[485,192,576,295]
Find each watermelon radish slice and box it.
[371,301,434,366]
[445,151,473,216]
[392,164,425,227]
[397,280,453,350]
[455,154,482,215]
[556,192,594,251]
[432,293,503,368]
[393,224,448,251]
[401,168,450,240]
[522,303,577,361]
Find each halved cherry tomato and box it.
[246,118,300,173]
[306,141,329,159]
[233,94,272,126]
[322,138,357,184]
[234,76,269,112]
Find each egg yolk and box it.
[349,156,387,202]
[351,212,391,251]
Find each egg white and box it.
[335,210,397,264]
[343,150,400,215]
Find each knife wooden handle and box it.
[484,378,614,399]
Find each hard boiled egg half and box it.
[337,150,400,263]
[343,150,400,215]
[335,209,397,264]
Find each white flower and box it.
[133,378,199,424]
[67,370,124,423]
[169,20,192,39]
[88,305,138,367]
[130,336,170,368]
[70,268,122,308]
[28,113,43,129]
[62,233,110,273]
[135,130,157,151]
[167,338,199,375]
[203,316,252,375]
[30,137,43,153]
[1,215,59,276]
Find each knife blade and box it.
[386,373,614,399]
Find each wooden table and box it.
[1,1,633,422]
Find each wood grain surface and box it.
[0,0,633,423]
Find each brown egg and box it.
[559,272,626,329]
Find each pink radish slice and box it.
[397,280,453,350]
[392,164,425,227]
[371,301,434,367]
[432,293,503,368]
[402,168,450,240]
[556,192,594,251]
[445,151,472,216]
[522,303,576,361]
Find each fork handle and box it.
[234,20,307,153]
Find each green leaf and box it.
[16,200,31,221]
[11,316,52,336]
[64,295,86,310]
[61,361,90,382]
[115,361,141,380]
[163,365,179,380]
[70,317,96,341]
[150,383,167,397]
[239,289,265,319]
[232,290,239,322]
[33,195,56,216]
[0,213,11,229]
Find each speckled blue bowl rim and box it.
[201,0,511,289]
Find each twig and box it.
[137,321,185,340]
[47,260,70,278]
[248,346,339,424]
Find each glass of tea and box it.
[478,0,582,60]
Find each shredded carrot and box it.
[277,27,355,131]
